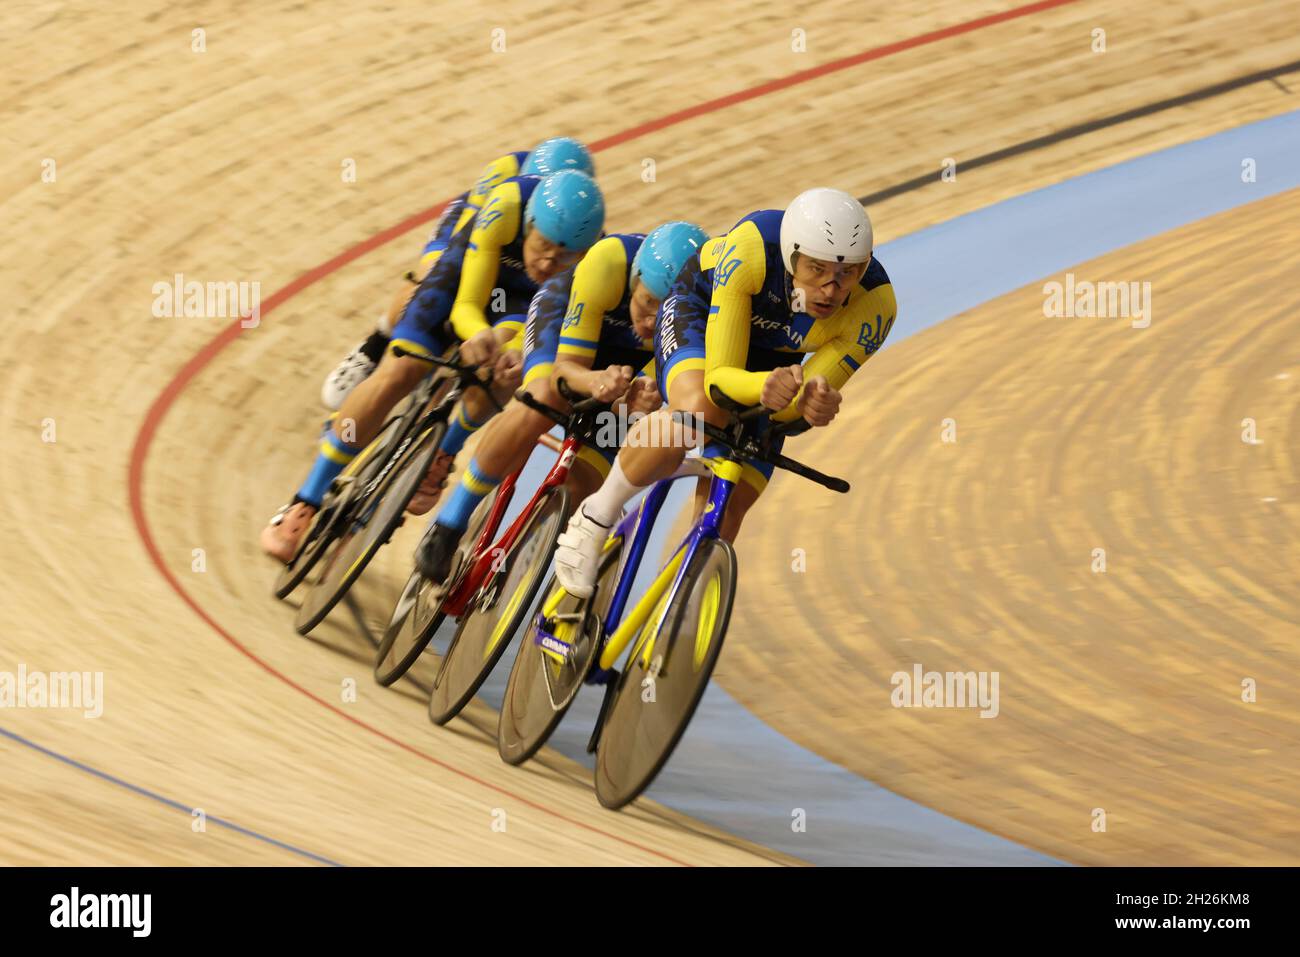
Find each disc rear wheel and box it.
[372,484,500,686]
[496,536,623,766]
[428,488,570,725]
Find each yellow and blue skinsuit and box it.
[654,208,897,492]
[416,150,530,271]
[389,174,543,360]
[521,233,658,476]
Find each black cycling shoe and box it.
[415,522,461,585]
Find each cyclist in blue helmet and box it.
[262,169,606,561]
[523,169,605,253]
[322,140,594,410]
[521,137,595,177]
[630,221,712,302]
[412,219,709,584]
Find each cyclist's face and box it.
[790,254,870,318]
[524,229,584,283]
[629,280,662,339]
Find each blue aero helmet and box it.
[525,170,605,251]
[630,221,711,300]
[521,137,595,177]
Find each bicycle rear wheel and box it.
[496,539,623,766]
[593,537,736,809]
[373,484,500,686]
[294,421,445,635]
[428,487,569,725]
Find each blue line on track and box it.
[0,724,343,867]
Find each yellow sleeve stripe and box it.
[523,361,554,387]
[665,356,706,395]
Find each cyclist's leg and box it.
[564,451,609,503]
[554,373,713,596]
[439,373,569,532]
[553,288,717,595]
[261,297,445,558]
[578,361,722,524]
[686,342,790,541]
[562,362,624,504]
[689,462,767,543]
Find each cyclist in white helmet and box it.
[553,188,897,598]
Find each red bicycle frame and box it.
[437,432,580,619]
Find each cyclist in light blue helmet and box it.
[322,140,595,410]
[521,137,595,178]
[630,221,711,300]
[411,219,708,585]
[524,169,605,252]
[262,169,606,561]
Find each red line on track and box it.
[589,0,1082,152]
[126,0,1078,866]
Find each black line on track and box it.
[859,58,1300,207]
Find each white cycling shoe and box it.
[553,507,611,599]
[321,341,378,410]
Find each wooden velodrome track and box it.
[2,0,1296,864]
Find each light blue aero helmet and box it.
[521,137,595,177]
[630,221,711,300]
[525,170,605,251]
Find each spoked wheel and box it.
[593,537,737,810]
[428,488,570,725]
[373,485,500,687]
[496,536,623,766]
[271,416,403,600]
[294,422,446,635]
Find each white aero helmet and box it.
[779,188,873,274]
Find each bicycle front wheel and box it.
[593,537,736,809]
